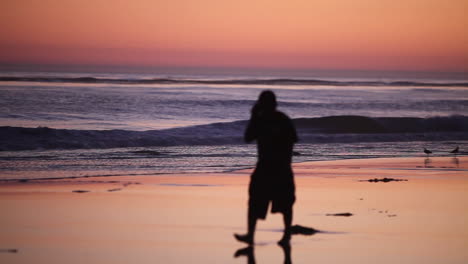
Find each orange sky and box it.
[1,0,467,72]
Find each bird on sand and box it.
[450,146,459,155]
[424,148,432,156]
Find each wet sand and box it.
[0,157,467,263]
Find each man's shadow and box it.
[234,242,292,264]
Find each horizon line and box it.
[0,62,467,79]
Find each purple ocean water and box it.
[0,70,467,180]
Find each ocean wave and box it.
[1,115,467,151]
[1,76,467,87]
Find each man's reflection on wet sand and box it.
[234,242,292,264]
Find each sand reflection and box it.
[234,242,292,264]
[424,157,432,168]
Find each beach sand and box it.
[0,156,467,263]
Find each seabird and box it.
[424,148,432,155]
[450,146,459,155]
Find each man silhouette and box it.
[235,90,298,245]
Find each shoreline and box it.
[0,155,465,184]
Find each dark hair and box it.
[257,90,277,112]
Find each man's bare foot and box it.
[234,233,253,245]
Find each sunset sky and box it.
[1,0,467,73]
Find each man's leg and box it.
[234,206,257,245]
[247,205,257,239]
[278,208,292,245]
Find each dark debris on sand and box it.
[326,212,353,217]
[72,190,90,193]
[0,249,18,253]
[123,182,141,187]
[361,178,408,183]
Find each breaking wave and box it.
[1,115,467,151]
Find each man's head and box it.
[257,90,277,113]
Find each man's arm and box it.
[290,119,298,143]
[284,115,298,143]
[244,104,260,143]
[244,117,258,143]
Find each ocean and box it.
[0,70,467,180]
